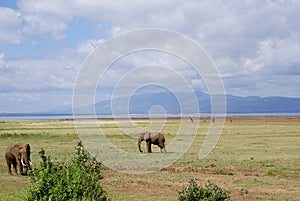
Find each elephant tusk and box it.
[21,158,27,167]
[29,160,32,166]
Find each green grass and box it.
[0,118,299,200]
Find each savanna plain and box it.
[0,117,299,201]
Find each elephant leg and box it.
[6,159,12,175]
[20,163,24,175]
[159,145,167,153]
[146,141,152,153]
[12,161,18,175]
[138,138,144,152]
[17,160,23,175]
[158,142,166,153]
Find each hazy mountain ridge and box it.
[94,91,300,114]
[1,91,299,117]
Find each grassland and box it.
[0,117,299,200]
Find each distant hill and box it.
[226,95,300,113]
[94,91,300,115]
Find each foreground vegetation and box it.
[177,179,230,201]
[0,117,299,200]
[25,142,108,201]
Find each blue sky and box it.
[0,0,299,113]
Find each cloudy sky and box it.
[0,0,299,113]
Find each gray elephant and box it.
[4,143,31,176]
[138,132,166,153]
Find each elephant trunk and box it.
[138,138,143,152]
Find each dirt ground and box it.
[101,165,300,201]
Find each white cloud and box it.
[0,56,77,92]
[0,91,72,113]
[22,14,68,40]
[0,53,6,68]
[1,0,300,112]
[76,39,104,55]
[0,7,22,44]
[256,35,300,74]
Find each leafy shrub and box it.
[177,179,230,201]
[24,141,109,201]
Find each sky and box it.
[0,0,299,113]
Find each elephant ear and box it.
[25,144,30,152]
[25,144,31,159]
[139,133,145,140]
[144,131,151,140]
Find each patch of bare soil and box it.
[101,165,300,201]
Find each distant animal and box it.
[138,132,166,153]
[4,143,31,176]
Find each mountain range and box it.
[94,91,300,115]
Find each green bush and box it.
[177,179,230,201]
[24,141,109,201]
